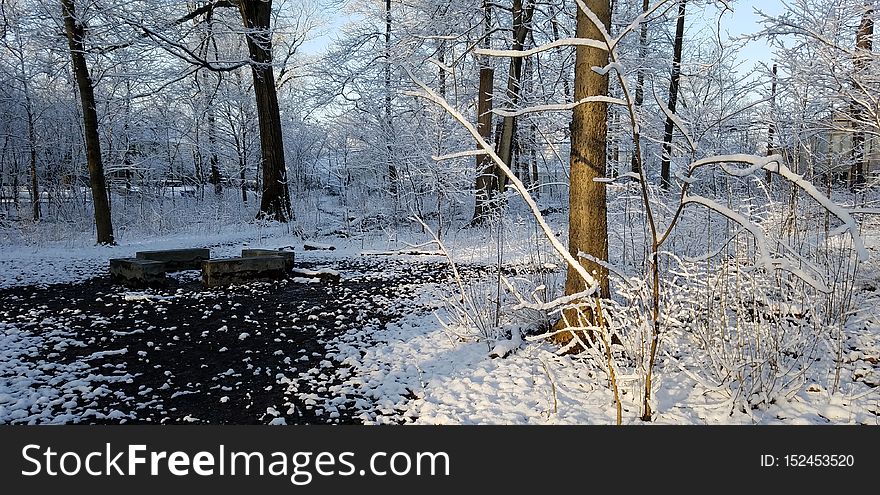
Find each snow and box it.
[124,292,176,302]
[474,37,607,59]
[492,96,627,118]
[0,200,877,425]
[488,327,524,358]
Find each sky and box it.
[709,0,787,70]
[301,0,790,69]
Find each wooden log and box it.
[241,249,295,271]
[136,248,210,270]
[202,256,288,287]
[109,258,167,287]
[303,241,335,251]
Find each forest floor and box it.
[0,254,456,424]
[1,220,878,425]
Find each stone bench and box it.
[135,248,210,271]
[202,256,289,287]
[241,249,295,271]
[109,258,167,287]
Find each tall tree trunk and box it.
[438,39,447,98]
[233,123,248,204]
[631,0,648,173]
[61,0,114,244]
[851,5,873,191]
[766,63,777,183]
[495,0,534,176]
[530,121,538,196]
[26,99,39,222]
[558,0,611,345]
[473,0,535,222]
[659,0,686,190]
[0,136,8,213]
[385,0,398,194]
[549,4,570,100]
[15,30,41,222]
[207,105,222,195]
[12,147,20,209]
[472,0,495,224]
[239,0,291,221]
[203,10,222,196]
[521,54,535,188]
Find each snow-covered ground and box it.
[1,210,878,425]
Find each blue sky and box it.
[302,0,788,68]
[710,0,787,69]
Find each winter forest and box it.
[0,0,878,425]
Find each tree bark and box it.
[659,0,686,190]
[851,5,873,191]
[385,0,398,194]
[61,0,114,244]
[766,63,777,183]
[472,0,534,223]
[207,105,222,195]
[203,10,222,196]
[26,95,39,222]
[558,0,611,346]
[631,0,648,174]
[495,0,534,177]
[472,0,495,224]
[238,0,291,221]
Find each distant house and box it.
[769,111,880,186]
[827,111,880,182]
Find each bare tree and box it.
[472,0,535,223]
[631,0,648,174]
[472,0,494,224]
[238,0,292,221]
[766,63,777,183]
[851,3,873,190]
[60,0,114,244]
[385,0,398,195]
[495,0,534,174]
[659,0,685,189]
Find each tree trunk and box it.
[558,0,611,346]
[61,0,114,244]
[472,1,495,224]
[851,5,873,190]
[530,122,538,197]
[203,11,222,196]
[659,0,686,190]
[385,0,398,194]
[766,63,777,183]
[26,102,40,222]
[549,4,570,100]
[15,30,41,222]
[495,0,534,177]
[238,0,291,221]
[438,39,446,98]
[208,106,222,195]
[473,0,534,223]
[629,0,649,173]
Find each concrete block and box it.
[110,258,167,287]
[202,256,288,287]
[136,248,210,271]
[241,249,295,271]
